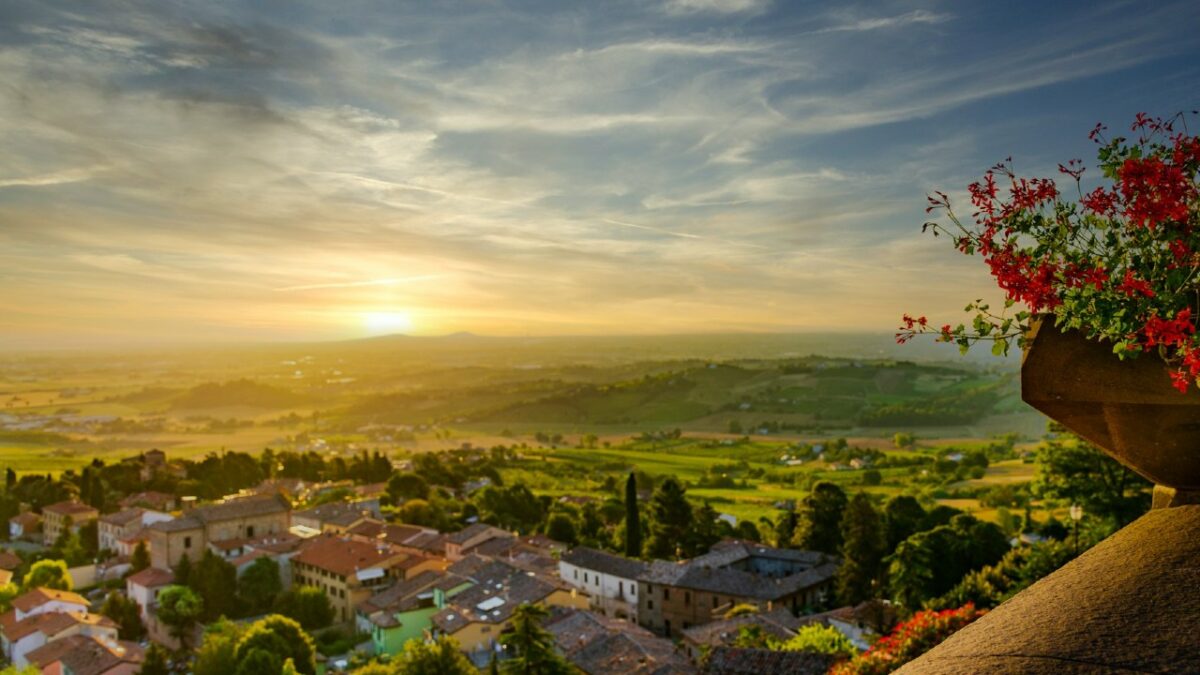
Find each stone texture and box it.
[898,505,1200,674]
[1021,318,1200,490]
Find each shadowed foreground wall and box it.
[899,505,1200,674]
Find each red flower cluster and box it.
[830,604,986,675]
[902,112,1200,393]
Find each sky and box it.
[2,1,1199,348]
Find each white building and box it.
[0,588,117,668]
[98,508,173,554]
[558,547,648,622]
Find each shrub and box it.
[830,604,985,675]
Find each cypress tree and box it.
[624,472,641,557]
[836,492,886,605]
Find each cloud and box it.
[810,10,951,34]
[272,276,443,292]
[662,0,772,15]
[0,167,103,188]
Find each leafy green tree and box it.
[544,513,577,545]
[239,557,283,615]
[234,615,317,675]
[624,473,641,557]
[883,496,926,551]
[837,493,886,605]
[273,587,333,630]
[387,472,429,502]
[157,585,203,650]
[139,643,170,675]
[193,619,244,675]
[886,515,1009,610]
[772,509,798,549]
[645,478,692,558]
[101,591,145,640]
[396,636,476,675]
[780,624,857,657]
[500,604,574,674]
[130,541,151,574]
[476,484,545,533]
[0,584,18,613]
[173,552,192,586]
[1034,432,1149,525]
[191,549,240,620]
[235,649,281,675]
[22,559,71,591]
[796,482,848,554]
[684,502,721,557]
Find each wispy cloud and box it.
[272,276,442,292]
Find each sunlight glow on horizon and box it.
[362,311,415,335]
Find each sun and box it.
[362,311,414,334]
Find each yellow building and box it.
[146,495,290,569]
[41,502,98,547]
[291,535,422,624]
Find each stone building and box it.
[636,541,838,638]
[41,501,99,547]
[146,494,290,569]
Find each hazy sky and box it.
[2,1,1199,348]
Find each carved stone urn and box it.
[1021,316,1200,506]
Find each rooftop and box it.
[12,587,90,613]
[292,535,399,577]
[26,634,144,675]
[562,546,650,580]
[43,501,98,517]
[701,647,834,675]
[126,566,174,588]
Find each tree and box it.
[836,493,886,605]
[173,552,192,586]
[235,649,282,675]
[886,515,1009,610]
[544,513,577,545]
[191,549,239,621]
[157,585,203,650]
[239,557,283,615]
[645,478,692,558]
[883,496,926,551]
[624,473,641,558]
[728,420,743,434]
[234,615,317,675]
[139,643,170,675]
[796,482,848,554]
[500,604,574,674]
[273,587,333,630]
[683,502,721,557]
[396,636,476,675]
[22,559,71,591]
[387,472,429,502]
[780,624,857,658]
[130,541,150,574]
[101,591,146,640]
[1034,432,1149,525]
[193,619,244,675]
[772,509,798,549]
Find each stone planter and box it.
[1022,316,1200,500]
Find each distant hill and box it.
[170,379,308,411]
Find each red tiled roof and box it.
[26,634,143,675]
[5,611,115,641]
[9,512,40,527]
[126,567,174,588]
[293,536,401,577]
[43,501,99,517]
[0,551,22,571]
[12,588,90,614]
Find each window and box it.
[247,526,255,538]
[584,573,589,584]
[663,589,669,601]
[684,591,690,606]
[631,585,636,596]
[183,536,192,549]
[713,596,719,609]
[647,600,654,610]
[574,570,578,580]
[618,581,623,595]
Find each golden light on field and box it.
[363,311,415,335]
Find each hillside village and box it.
[0,448,884,674]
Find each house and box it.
[680,607,804,660]
[443,523,510,561]
[0,588,115,668]
[700,647,835,675]
[118,491,177,512]
[227,532,308,587]
[125,568,174,622]
[543,607,694,675]
[357,569,474,657]
[637,541,838,638]
[291,500,380,533]
[430,560,587,663]
[138,450,167,481]
[559,547,648,622]
[146,494,290,569]
[42,501,99,547]
[9,512,41,542]
[291,535,421,624]
[98,508,173,554]
[26,634,144,675]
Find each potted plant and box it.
[898,113,1200,493]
